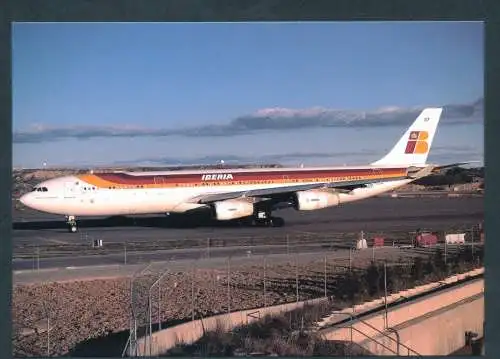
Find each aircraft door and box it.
[154,176,165,185]
[64,181,76,198]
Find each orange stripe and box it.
[77,174,122,188]
[78,172,405,190]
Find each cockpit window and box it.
[42,187,48,192]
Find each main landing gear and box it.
[253,210,285,227]
[66,215,78,233]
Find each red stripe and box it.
[96,168,407,186]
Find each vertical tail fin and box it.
[371,108,443,167]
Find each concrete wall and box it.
[366,294,483,356]
[133,297,327,356]
[317,267,483,329]
[133,267,484,357]
[321,278,484,356]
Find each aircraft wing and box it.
[188,175,410,204]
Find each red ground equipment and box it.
[416,232,438,247]
[372,237,385,247]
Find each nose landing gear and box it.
[66,215,78,233]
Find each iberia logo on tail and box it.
[405,131,429,154]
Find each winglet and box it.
[371,108,443,167]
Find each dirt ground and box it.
[12,250,412,357]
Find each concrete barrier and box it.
[133,267,483,356]
[366,293,483,355]
[133,297,327,356]
[321,277,484,356]
[317,267,484,328]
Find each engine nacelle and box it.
[293,189,341,211]
[212,199,255,221]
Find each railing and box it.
[349,326,399,355]
[322,311,421,357]
[121,334,131,357]
[355,317,421,356]
[246,310,261,324]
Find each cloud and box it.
[13,98,483,144]
[113,151,376,166]
[111,145,483,168]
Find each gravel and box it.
[12,250,411,357]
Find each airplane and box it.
[20,107,462,233]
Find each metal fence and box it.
[12,223,484,357]
[120,236,483,357]
[14,222,484,266]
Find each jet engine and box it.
[212,199,255,220]
[293,189,341,211]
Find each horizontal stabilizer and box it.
[431,161,482,173]
[407,165,436,179]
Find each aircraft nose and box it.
[19,193,32,207]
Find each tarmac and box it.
[13,197,483,244]
[12,196,483,283]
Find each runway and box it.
[13,196,483,242]
[12,196,483,273]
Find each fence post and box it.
[263,256,267,307]
[471,226,475,258]
[227,257,231,314]
[324,256,327,298]
[47,316,50,357]
[192,265,196,321]
[444,238,448,265]
[296,254,299,303]
[286,234,290,255]
[158,280,161,330]
[384,262,388,329]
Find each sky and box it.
[12,21,484,168]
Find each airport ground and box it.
[12,196,483,271]
[11,196,484,357]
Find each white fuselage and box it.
[19,170,413,217]
[18,106,444,222]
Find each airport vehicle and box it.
[20,107,459,233]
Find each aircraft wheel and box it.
[269,217,285,227]
[252,219,266,227]
[68,224,78,233]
